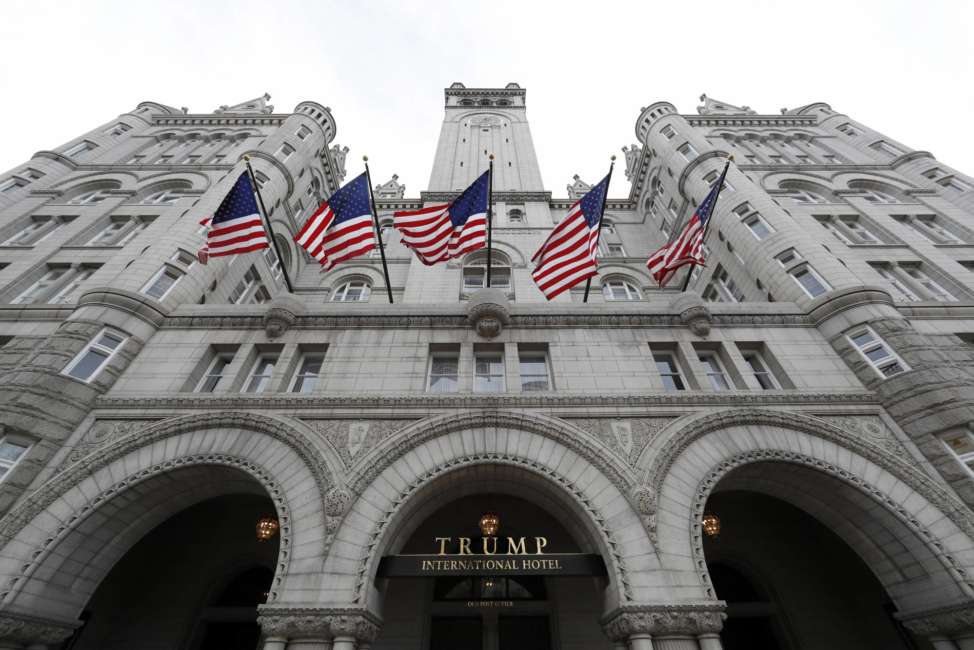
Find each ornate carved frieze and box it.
[0,611,77,645]
[58,419,160,472]
[256,606,381,641]
[816,414,910,460]
[561,417,673,465]
[304,419,417,468]
[95,391,878,411]
[601,603,726,639]
[897,601,974,635]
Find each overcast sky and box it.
[1,0,971,198]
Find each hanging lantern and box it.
[702,512,720,538]
[479,512,500,536]
[256,516,279,542]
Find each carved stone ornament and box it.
[264,296,303,338]
[601,603,726,639]
[324,486,352,517]
[0,611,77,645]
[671,291,712,336]
[466,288,511,338]
[898,601,974,636]
[258,607,381,641]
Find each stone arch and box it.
[644,408,974,612]
[0,411,334,622]
[51,172,137,192]
[327,411,647,611]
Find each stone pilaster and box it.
[602,603,726,650]
[257,607,380,650]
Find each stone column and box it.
[602,603,726,650]
[0,612,76,650]
[257,607,332,650]
[326,610,380,650]
[899,602,974,649]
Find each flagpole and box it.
[244,155,294,293]
[582,155,616,303]
[680,156,733,293]
[363,156,394,304]
[486,154,495,289]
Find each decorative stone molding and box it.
[264,296,303,338]
[347,411,635,496]
[76,286,170,328]
[629,484,657,546]
[95,390,878,411]
[601,603,726,639]
[0,611,77,645]
[645,408,974,544]
[670,292,711,337]
[304,419,418,468]
[0,412,333,604]
[256,607,381,641]
[58,418,160,472]
[688,448,974,600]
[897,601,974,635]
[466,289,511,338]
[562,417,673,465]
[353,450,633,605]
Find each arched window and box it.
[860,189,900,204]
[459,99,475,106]
[602,277,642,301]
[332,279,371,302]
[780,188,827,204]
[67,189,114,205]
[601,219,616,235]
[507,208,524,224]
[140,189,186,205]
[462,251,511,292]
[478,99,492,106]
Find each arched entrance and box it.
[703,489,915,649]
[368,465,617,650]
[65,491,280,649]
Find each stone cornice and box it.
[684,115,817,127]
[420,190,552,203]
[93,391,878,411]
[153,114,287,127]
[156,309,816,330]
[445,87,526,98]
[0,611,77,644]
[256,606,382,640]
[550,199,634,210]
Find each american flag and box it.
[531,173,610,300]
[197,172,269,264]
[294,172,375,270]
[393,171,489,265]
[647,162,729,287]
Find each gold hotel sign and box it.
[377,536,607,578]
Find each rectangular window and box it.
[3,216,57,246]
[703,170,734,192]
[870,264,920,302]
[182,155,201,165]
[941,430,974,478]
[277,143,295,160]
[63,141,96,157]
[848,326,908,378]
[50,267,95,304]
[870,140,902,157]
[264,248,284,280]
[741,350,778,389]
[474,351,505,393]
[142,265,183,300]
[254,171,270,189]
[911,215,964,244]
[901,265,957,302]
[296,125,312,140]
[0,438,29,481]
[63,328,126,382]
[743,213,773,240]
[790,264,830,298]
[290,351,325,393]
[245,355,277,393]
[677,142,698,160]
[0,177,28,193]
[170,249,197,268]
[697,352,730,390]
[775,248,803,268]
[518,347,551,392]
[603,243,626,257]
[837,123,858,136]
[104,122,132,136]
[13,266,70,304]
[427,348,460,393]
[654,353,685,391]
[661,125,675,139]
[229,266,260,304]
[126,155,146,165]
[197,353,234,392]
[838,216,882,244]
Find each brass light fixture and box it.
[479,512,500,537]
[256,516,280,542]
[702,512,720,538]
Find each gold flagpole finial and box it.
[728,154,735,162]
[489,153,494,160]
[363,155,369,162]
[244,154,251,162]
[610,154,616,161]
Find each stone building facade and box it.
[0,84,972,649]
